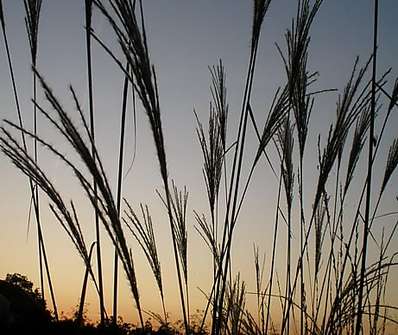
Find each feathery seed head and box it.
[381,139,398,194]
[24,0,42,63]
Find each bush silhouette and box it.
[0,273,52,334]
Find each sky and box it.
[0,0,398,328]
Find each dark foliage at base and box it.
[0,274,207,335]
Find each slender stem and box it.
[33,66,45,307]
[164,181,189,333]
[37,222,59,319]
[0,10,26,150]
[323,73,396,332]
[112,63,130,324]
[77,241,96,325]
[185,277,191,328]
[355,1,378,333]
[38,222,44,302]
[31,38,55,317]
[213,39,258,335]
[85,0,105,324]
[33,66,59,320]
[1,3,58,319]
[265,173,282,334]
[285,203,292,335]
[299,157,305,335]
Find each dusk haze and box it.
[0,0,398,334]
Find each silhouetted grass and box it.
[1,1,398,334]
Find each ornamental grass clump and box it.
[1,1,398,334]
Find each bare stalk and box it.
[84,0,105,324]
[355,1,378,333]
[112,63,130,325]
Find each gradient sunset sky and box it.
[1,0,398,326]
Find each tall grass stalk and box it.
[265,173,283,334]
[356,1,378,333]
[0,117,102,319]
[1,0,59,319]
[112,63,131,324]
[213,2,273,333]
[253,245,265,333]
[193,60,229,331]
[123,200,167,322]
[92,0,189,331]
[24,0,45,304]
[275,118,294,334]
[225,274,246,335]
[77,241,96,325]
[280,55,373,334]
[170,183,190,326]
[1,71,145,327]
[157,182,190,326]
[276,1,323,332]
[322,71,393,330]
[84,0,106,324]
[194,60,228,280]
